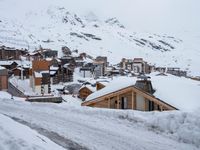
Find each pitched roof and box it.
[0,61,17,66]
[86,77,136,101]
[85,74,200,111]
[79,85,95,93]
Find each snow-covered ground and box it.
[0,114,65,150]
[0,96,199,150]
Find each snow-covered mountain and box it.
[0,0,200,76]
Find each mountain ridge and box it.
[0,0,200,76]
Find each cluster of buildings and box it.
[120,58,187,77]
[0,44,192,111]
[0,46,76,97]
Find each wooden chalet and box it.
[12,67,31,79]
[78,86,95,100]
[31,60,51,94]
[0,61,18,70]
[60,56,76,66]
[0,66,8,91]
[42,49,58,58]
[27,48,58,61]
[27,51,43,61]
[82,77,178,111]
[0,45,27,60]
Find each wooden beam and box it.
[131,91,136,110]
[117,95,120,109]
[134,92,136,110]
[144,98,148,111]
[108,98,111,108]
[131,90,134,109]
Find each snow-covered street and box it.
[0,98,199,150]
[0,114,65,150]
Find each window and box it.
[149,101,154,111]
[121,97,128,109]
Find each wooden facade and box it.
[96,82,106,91]
[0,68,8,90]
[79,87,93,100]
[31,60,51,94]
[0,61,18,70]
[32,60,50,72]
[82,86,177,111]
[0,46,27,60]
[12,67,31,79]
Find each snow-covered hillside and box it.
[0,0,200,76]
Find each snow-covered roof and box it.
[50,66,59,71]
[0,66,6,70]
[50,71,57,75]
[96,78,111,86]
[0,61,16,66]
[86,74,200,111]
[80,84,96,92]
[46,58,53,61]
[75,60,85,63]
[149,72,200,111]
[34,71,42,78]
[86,77,136,101]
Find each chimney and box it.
[135,76,155,94]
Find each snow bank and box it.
[0,97,199,149]
[144,110,200,148]
[72,106,200,148]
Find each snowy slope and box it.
[0,0,200,76]
[0,98,199,150]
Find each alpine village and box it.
[1,44,197,112]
